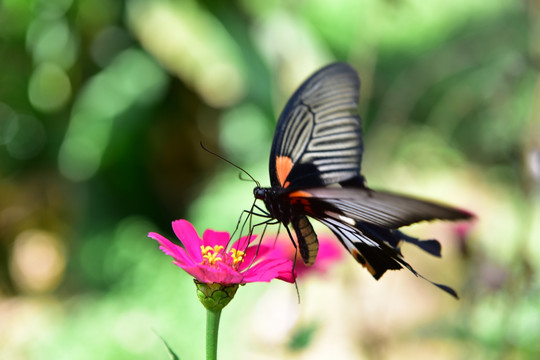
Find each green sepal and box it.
[194,280,240,312]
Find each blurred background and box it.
[1,0,539,359]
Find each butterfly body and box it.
[254,62,472,297]
[254,186,323,265]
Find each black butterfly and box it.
[253,62,473,297]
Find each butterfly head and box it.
[253,186,267,201]
[254,186,285,221]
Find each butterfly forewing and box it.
[269,63,363,189]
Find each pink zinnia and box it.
[148,220,294,284]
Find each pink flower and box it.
[148,220,294,284]
[272,235,344,278]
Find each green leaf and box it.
[155,332,181,360]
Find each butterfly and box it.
[253,62,473,297]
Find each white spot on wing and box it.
[339,214,355,226]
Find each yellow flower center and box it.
[200,245,245,267]
[201,245,246,266]
[201,245,224,265]
[230,248,245,265]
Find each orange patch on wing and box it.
[275,156,294,188]
[352,249,376,276]
[288,190,312,198]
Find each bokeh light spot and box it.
[113,310,155,354]
[27,18,77,68]
[90,26,132,67]
[6,115,46,159]
[58,49,167,181]
[128,0,246,107]
[219,103,270,163]
[0,103,19,145]
[10,229,66,294]
[58,135,102,181]
[28,62,72,112]
[34,0,73,19]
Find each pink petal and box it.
[214,263,245,284]
[172,220,203,262]
[238,244,273,271]
[243,257,294,283]
[174,260,244,284]
[276,271,295,283]
[317,238,343,262]
[202,229,230,248]
[296,237,343,277]
[231,235,256,252]
[177,264,219,283]
[195,263,243,284]
[148,232,195,266]
[245,257,289,275]
[174,264,207,280]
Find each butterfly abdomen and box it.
[291,215,319,265]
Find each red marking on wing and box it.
[275,156,293,188]
[289,191,315,215]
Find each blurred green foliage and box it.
[1,0,539,359]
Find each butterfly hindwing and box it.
[295,186,472,229]
[284,187,467,297]
[318,215,458,297]
[318,216,404,278]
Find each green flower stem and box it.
[206,308,222,360]
[195,281,239,360]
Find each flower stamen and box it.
[230,248,245,266]
[201,245,224,265]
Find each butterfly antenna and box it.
[200,142,260,187]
